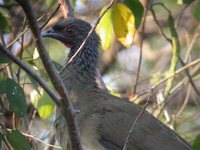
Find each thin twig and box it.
[123,94,152,150]
[44,134,56,150]
[60,0,117,74]
[58,0,67,18]
[176,0,195,28]
[22,133,61,149]
[178,56,200,99]
[40,4,61,29]
[7,5,61,48]
[150,5,172,43]
[131,58,200,101]
[174,85,191,118]
[64,0,75,18]
[133,0,149,95]
[184,31,200,62]
[7,27,29,48]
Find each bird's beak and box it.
[42,28,73,48]
[42,28,57,38]
[42,28,66,43]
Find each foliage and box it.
[6,130,31,150]
[193,134,200,150]
[97,1,144,50]
[0,77,27,117]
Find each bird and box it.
[42,18,192,150]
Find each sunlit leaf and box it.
[193,135,200,150]
[193,0,200,21]
[112,3,136,47]
[97,7,114,50]
[124,0,144,28]
[0,77,27,117]
[6,130,31,150]
[31,88,55,119]
[33,48,39,60]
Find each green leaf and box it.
[31,88,55,119]
[177,0,192,5]
[111,3,136,47]
[6,130,31,150]
[0,12,10,33]
[0,51,11,63]
[124,0,144,28]
[38,90,55,119]
[193,0,200,21]
[97,7,114,50]
[0,77,27,117]
[193,135,200,150]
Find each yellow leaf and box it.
[30,88,55,119]
[97,7,114,50]
[38,104,55,120]
[112,3,135,47]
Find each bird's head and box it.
[42,18,100,58]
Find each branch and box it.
[58,0,74,18]
[65,0,74,18]
[15,0,82,149]
[0,44,60,106]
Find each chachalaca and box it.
[42,18,192,150]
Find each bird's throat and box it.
[65,43,73,48]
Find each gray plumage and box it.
[42,18,192,150]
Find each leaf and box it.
[6,130,31,150]
[0,51,11,63]
[177,0,192,5]
[193,0,200,21]
[38,90,55,119]
[31,88,55,119]
[0,12,10,33]
[112,3,136,47]
[97,7,114,50]
[0,77,27,117]
[124,0,144,28]
[193,134,200,150]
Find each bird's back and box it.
[77,91,192,150]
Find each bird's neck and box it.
[60,46,100,98]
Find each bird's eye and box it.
[65,27,76,35]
